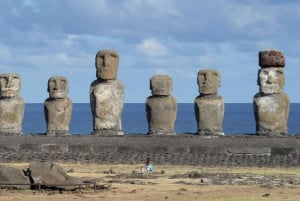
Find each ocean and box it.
[23,103,300,135]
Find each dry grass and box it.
[0,163,300,201]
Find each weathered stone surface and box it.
[41,144,69,153]
[254,50,289,136]
[259,49,285,68]
[47,76,69,98]
[44,98,72,135]
[28,162,82,190]
[0,73,24,135]
[195,69,224,135]
[95,50,119,80]
[194,96,224,135]
[146,96,177,135]
[0,165,30,189]
[197,69,220,95]
[253,92,290,136]
[44,76,72,136]
[150,75,173,96]
[227,147,271,155]
[258,68,285,94]
[90,80,124,134]
[90,50,124,135]
[0,135,300,167]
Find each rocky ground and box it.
[0,163,300,201]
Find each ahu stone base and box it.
[0,135,300,167]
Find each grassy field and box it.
[0,163,300,201]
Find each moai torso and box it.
[44,76,72,136]
[194,70,224,135]
[254,92,289,135]
[253,50,290,136]
[0,73,24,135]
[90,79,124,133]
[90,50,124,135]
[146,75,177,135]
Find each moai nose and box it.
[266,75,275,83]
[6,75,13,87]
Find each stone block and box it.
[0,144,19,152]
[168,146,189,153]
[68,145,91,153]
[19,144,40,152]
[189,146,227,154]
[93,145,117,152]
[271,147,296,155]
[117,146,167,153]
[259,49,285,67]
[227,147,271,155]
[41,144,68,153]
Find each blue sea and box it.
[22,103,300,135]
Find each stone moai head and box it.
[150,75,173,96]
[95,50,119,80]
[197,69,220,95]
[0,73,21,98]
[47,76,69,99]
[258,50,285,94]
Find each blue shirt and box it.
[147,164,153,171]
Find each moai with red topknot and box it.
[253,49,290,136]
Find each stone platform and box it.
[0,134,300,167]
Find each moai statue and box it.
[146,75,177,135]
[253,49,290,136]
[194,69,224,136]
[0,73,24,135]
[44,76,72,136]
[90,50,124,135]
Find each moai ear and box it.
[257,69,261,86]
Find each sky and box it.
[1,0,300,103]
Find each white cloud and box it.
[136,38,168,58]
[1,0,300,103]
[62,34,78,47]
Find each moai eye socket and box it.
[96,56,104,66]
[276,70,283,75]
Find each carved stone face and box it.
[95,50,119,80]
[258,67,284,94]
[47,76,69,98]
[197,70,220,95]
[0,73,21,98]
[150,75,173,96]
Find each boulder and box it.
[0,165,30,189]
[27,162,82,190]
